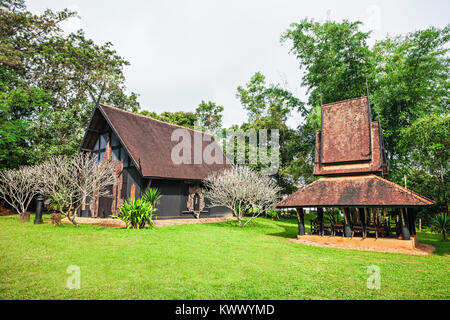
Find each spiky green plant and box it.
[141,187,162,207]
[430,214,449,241]
[113,198,157,229]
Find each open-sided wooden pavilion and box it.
[276,96,434,249]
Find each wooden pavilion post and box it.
[358,208,366,238]
[399,208,411,240]
[317,207,324,236]
[408,208,416,236]
[296,208,306,236]
[343,208,352,238]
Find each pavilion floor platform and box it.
[290,234,435,255]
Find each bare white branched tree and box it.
[204,166,280,227]
[73,152,117,212]
[37,153,117,227]
[0,165,39,218]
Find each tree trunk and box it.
[20,212,30,222]
[237,216,242,227]
[67,214,79,227]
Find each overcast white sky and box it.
[28,0,449,128]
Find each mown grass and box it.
[0,214,448,300]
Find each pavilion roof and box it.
[276,175,434,208]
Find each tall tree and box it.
[0,0,139,167]
[281,19,373,108]
[236,72,303,194]
[370,26,449,171]
[195,100,224,132]
[401,114,449,214]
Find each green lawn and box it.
[0,214,449,300]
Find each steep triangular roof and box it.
[321,96,372,164]
[276,175,434,208]
[314,96,388,176]
[81,104,230,180]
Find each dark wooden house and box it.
[79,103,232,219]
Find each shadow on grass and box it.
[417,232,450,256]
[204,216,301,239]
[265,225,298,239]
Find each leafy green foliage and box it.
[281,19,372,108]
[402,114,449,174]
[46,194,61,212]
[266,209,280,220]
[139,110,197,129]
[325,208,342,224]
[196,100,224,132]
[0,1,140,169]
[431,214,449,241]
[114,198,157,229]
[370,26,449,168]
[401,114,449,214]
[141,187,162,207]
[236,72,303,194]
[0,66,53,169]
[237,72,304,123]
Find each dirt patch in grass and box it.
[60,216,236,228]
[289,238,435,255]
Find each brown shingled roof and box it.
[82,104,231,180]
[276,175,434,208]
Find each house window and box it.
[111,131,120,147]
[110,131,121,163]
[92,132,108,162]
[90,130,130,167]
[100,133,108,149]
[93,137,99,151]
[112,148,120,161]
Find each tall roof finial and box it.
[365,77,373,122]
[87,81,106,107]
[320,89,323,108]
[318,89,323,131]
